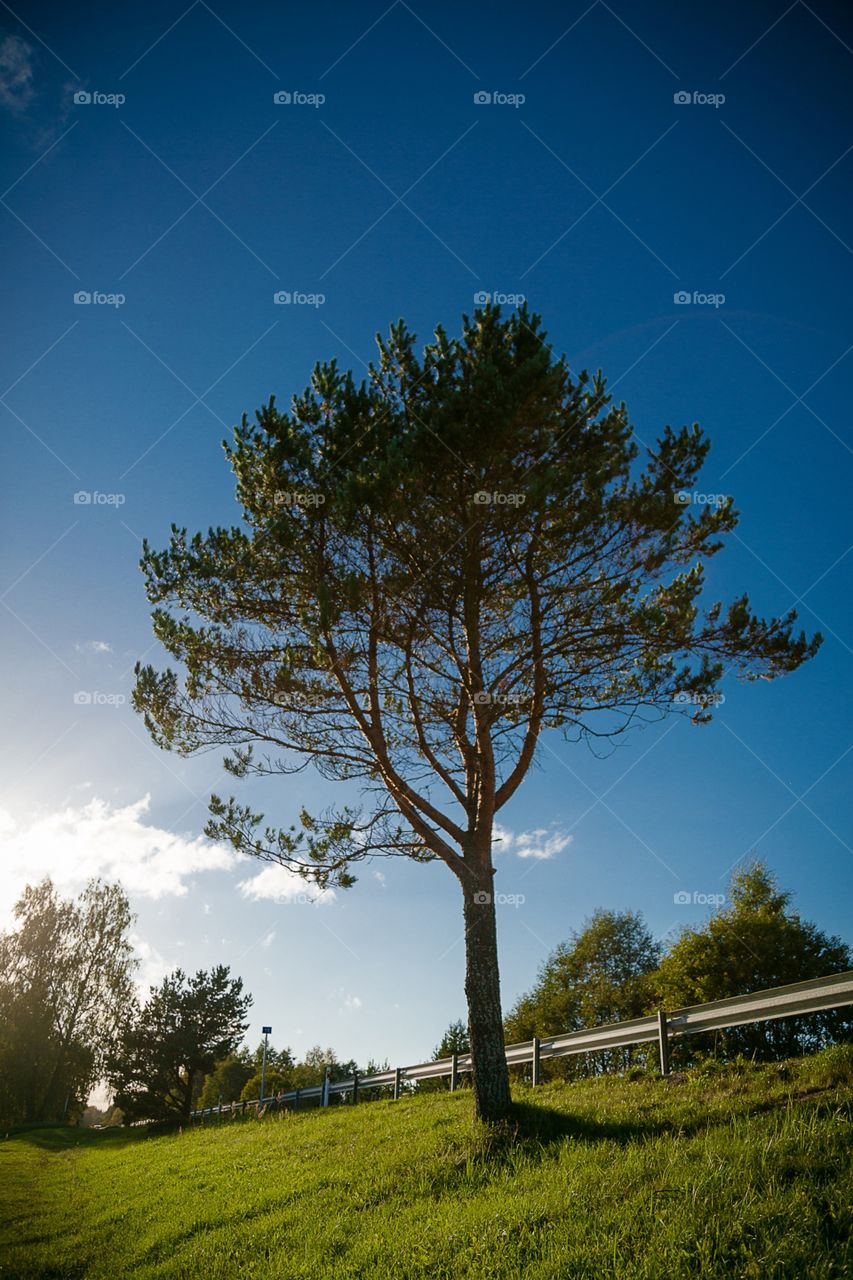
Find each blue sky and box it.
[1,0,852,1072]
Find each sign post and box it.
[260,1025,272,1101]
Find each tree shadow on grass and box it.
[495,1087,842,1157]
[506,1100,661,1149]
[5,1124,156,1153]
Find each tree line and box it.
[2,859,849,1130]
[428,860,852,1085]
[501,861,852,1076]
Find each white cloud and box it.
[0,794,236,919]
[237,864,335,906]
[0,35,34,114]
[260,929,276,949]
[76,640,113,654]
[492,823,572,860]
[130,932,170,994]
[343,994,362,1010]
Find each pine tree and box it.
[134,306,819,1121]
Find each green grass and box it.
[2,1047,852,1280]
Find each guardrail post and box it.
[218,1096,223,1123]
[657,1009,670,1076]
[450,1053,458,1092]
[532,1037,541,1086]
[393,1067,402,1100]
[322,1066,331,1107]
[294,1088,300,1111]
[352,1072,359,1104]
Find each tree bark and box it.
[462,873,512,1122]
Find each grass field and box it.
[2,1047,852,1280]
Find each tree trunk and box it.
[462,874,512,1122]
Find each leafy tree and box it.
[237,1046,359,1102]
[291,1045,358,1089]
[656,862,852,1063]
[418,1017,472,1093]
[505,910,661,1077]
[198,1048,254,1108]
[0,879,136,1126]
[250,1041,295,1073]
[109,966,251,1123]
[239,1043,297,1100]
[240,1065,293,1101]
[363,1056,390,1074]
[359,1057,393,1100]
[433,1018,470,1059]
[133,305,820,1120]
[198,1042,300,1107]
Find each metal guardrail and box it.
[190,968,853,1121]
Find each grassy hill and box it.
[2,1047,852,1280]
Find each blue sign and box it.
[262,1025,272,1034]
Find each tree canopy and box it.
[0,878,136,1127]
[504,909,661,1076]
[434,1018,471,1059]
[108,966,251,1123]
[656,862,852,1062]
